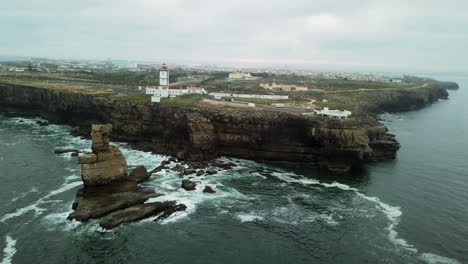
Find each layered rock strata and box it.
[78,124,128,186]
[67,124,186,229]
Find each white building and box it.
[228,72,253,80]
[146,86,169,97]
[186,86,207,94]
[145,64,208,103]
[314,107,352,119]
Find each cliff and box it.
[364,82,458,113]
[0,83,404,172]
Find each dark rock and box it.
[181,179,197,191]
[206,170,217,176]
[129,166,150,183]
[168,157,177,163]
[196,170,205,176]
[213,161,236,170]
[54,148,80,154]
[160,159,171,166]
[67,186,159,222]
[149,164,167,174]
[172,164,185,173]
[36,120,49,126]
[155,203,187,221]
[71,152,79,157]
[183,169,197,176]
[99,201,185,229]
[203,186,216,194]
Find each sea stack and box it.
[78,124,128,186]
[68,124,187,228]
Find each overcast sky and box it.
[1,0,467,73]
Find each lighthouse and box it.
[159,63,169,86]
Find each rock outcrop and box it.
[67,124,186,229]
[78,124,128,186]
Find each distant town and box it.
[0,57,404,83]
[1,57,433,119]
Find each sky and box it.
[1,0,467,73]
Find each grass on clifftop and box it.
[110,94,208,106]
[233,97,309,105]
[159,94,208,106]
[0,78,112,95]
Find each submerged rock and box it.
[78,124,128,186]
[181,179,197,191]
[54,148,80,155]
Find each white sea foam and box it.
[10,187,39,202]
[419,253,461,264]
[0,235,16,264]
[1,178,82,223]
[0,203,46,222]
[270,171,425,255]
[44,181,82,199]
[237,212,264,222]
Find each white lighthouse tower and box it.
[159,63,169,86]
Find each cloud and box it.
[0,0,467,72]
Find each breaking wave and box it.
[0,235,16,264]
[270,170,461,264]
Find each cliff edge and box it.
[0,83,407,172]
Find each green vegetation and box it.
[159,94,208,106]
[312,79,413,91]
[314,100,354,111]
[111,94,151,105]
[233,97,309,105]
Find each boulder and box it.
[196,170,205,176]
[181,179,197,191]
[130,166,150,183]
[172,164,185,173]
[78,124,128,186]
[203,186,216,194]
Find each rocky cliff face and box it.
[0,83,403,172]
[364,82,456,113]
[78,124,128,186]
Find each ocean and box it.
[0,76,467,264]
